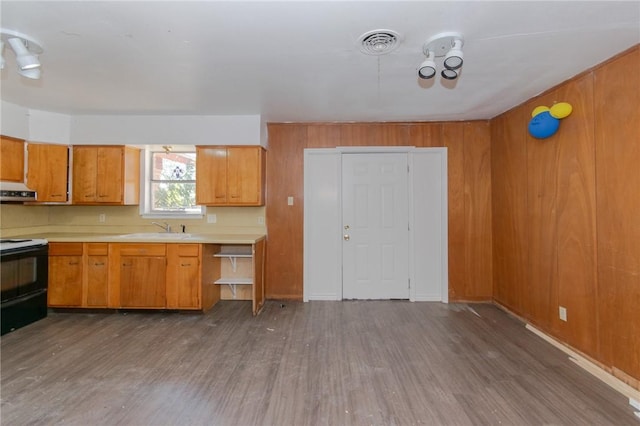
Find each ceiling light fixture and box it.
[0,29,43,79]
[9,38,40,70]
[418,32,464,82]
[417,50,436,79]
[443,39,464,71]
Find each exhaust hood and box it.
[0,181,37,202]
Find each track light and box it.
[443,39,463,70]
[1,29,43,79]
[8,38,40,70]
[418,50,436,79]
[418,32,464,84]
[441,68,458,80]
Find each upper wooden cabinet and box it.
[0,136,25,182]
[72,145,140,205]
[196,146,265,206]
[26,143,69,203]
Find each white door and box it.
[341,153,409,299]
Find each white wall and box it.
[28,109,71,144]
[0,101,29,139]
[2,101,262,148]
[70,114,262,146]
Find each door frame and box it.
[303,146,448,303]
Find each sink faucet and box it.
[151,221,172,233]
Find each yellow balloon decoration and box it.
[549,102,573,119]
[531,106,550,117]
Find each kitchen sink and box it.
[116,232,193,239]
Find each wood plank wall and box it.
[265,121,492,302]
[491,46,639,386]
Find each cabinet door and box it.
[119,256,166,308]
[86,255,109,307]
[27,143,69,202]
[196,147,228,205]
[166,245,201,309]
[48,256,83,307]
[96,147,123,202]
[227,147,263,205]
[0,136,25,182]
[72,146,98,203]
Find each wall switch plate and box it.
[99,213,106,223]
[257,216,264,225]
[559,306,567,322]
[287,196,294,206]
[207,214,217,223]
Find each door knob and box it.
[343,234,350,241]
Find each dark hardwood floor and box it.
[1,301,637,425]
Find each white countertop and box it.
[17,232,266,245]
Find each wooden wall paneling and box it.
[442,123,465,300]
[525,96,560,332]
[553,74,599,357]
[371,123,410,146]
[265,124,307,299]
[307,124,342,149]
[462,122,493,300]
[490,110,528,314]
[341,123,408,147]
[339,123,373,147]
[407,123,442,148]
[594,47,640,380]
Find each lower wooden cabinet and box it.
[86,244,109,307]
[48,243,83,307]
[47,241,264,313]
[108,243,223,311]
[119,256,166,308]
[49,242,109,308]
[166,244,201,309]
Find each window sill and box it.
[141,213,204,220]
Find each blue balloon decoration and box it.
[528,111,560,139]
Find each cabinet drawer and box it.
[173,244,200,257]
[116,243,166,256]
[49,242,83,256]
[86,243,108,256]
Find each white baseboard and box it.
[525,323,640,404]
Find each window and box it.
[141,149,203,218]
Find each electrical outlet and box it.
[559,306,567,322]
[99,213,106,223]
[207,214,217,224]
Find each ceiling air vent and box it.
[357,29,401,55]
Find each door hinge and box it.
[408,278,411,289]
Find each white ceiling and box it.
[1,1,638,123]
